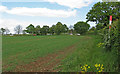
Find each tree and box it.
[0,29,1,35]
[26,24,35,34]
[35,25,41,35]
[5,28,10,34]
[69,25,74,34]
[96,23,104,30]
[74,21,90,34]
[41,25,49,35]
[49,25,55,35]
[55,22,63,35]
[0,28,5,35]
[22,30,27,34]
[62,24,68,34]
[86,2,120,25]
[14,25,22,34]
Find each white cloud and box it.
[0,6,76,18]
[0,6,8,12]
[1,0,103,2]
[0,18,52,34]
[43,0,93,8]
[43,0,120,8]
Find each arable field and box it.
[2,35,116,72]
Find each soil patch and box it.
[13,43,77,72]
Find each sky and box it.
[0,0,114,34]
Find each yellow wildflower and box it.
[98,70,101,72]
[85,67,87,71]
[95,64,98,67]
[88,66,90,68]
[97,68,99,70]
[85,64,88,66]
[98,64,100,67]
[101,64,103,67]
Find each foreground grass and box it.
[2,35,117,72]
[2,35,84,71]
[59,35,117,72]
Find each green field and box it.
[2,35,116,72]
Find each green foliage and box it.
[99,19,119,51]
[97,19,119,71]
[86,2,120,24]
[40,25,49,35]
[49,25,55,35]
[87,27,96,35]
[91,23,105,35]
[57,35,117,72]
[55,22,63,35]
[62,24,68,33]
[35,25,41,35]
[87,1,119,71]
[74,21,90,34]
[0,29,1,34]
[96,23,104,30]
[89,27,96,31]
[26,24,35,34]
[22,30,27,34]
[24,22,69,35]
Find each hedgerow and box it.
[98,19,120,71]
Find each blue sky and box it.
[0,0,101,34]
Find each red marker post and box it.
[109,16,112,28]
[109,15,112,38]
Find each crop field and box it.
[2,35,116,72]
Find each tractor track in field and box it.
[13,43,77,72]
[3,36,91,72]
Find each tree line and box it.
[0,21,90,35]
[1,1,119,36]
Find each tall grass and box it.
[59,35,117,72]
